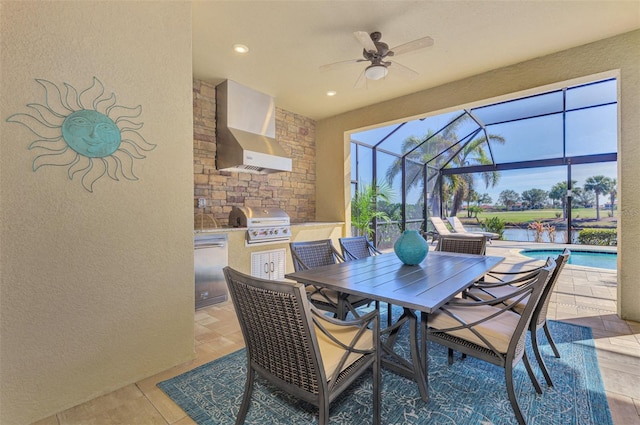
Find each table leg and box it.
[410,309,429,402]
[421,311,428,387]
[379,308,429,402]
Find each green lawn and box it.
[465,208,617,226]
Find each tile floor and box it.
[34,242,640,425]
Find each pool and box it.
[520,249,617,270]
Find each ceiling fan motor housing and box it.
[362,31,391,65]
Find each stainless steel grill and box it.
[229,206,291,244]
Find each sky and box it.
[479,162,617,205]
[351,78,618,207]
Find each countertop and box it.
[194,221,343,234]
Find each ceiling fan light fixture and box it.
[364,64,388,80]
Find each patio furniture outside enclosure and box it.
[428,216,482,245]
[447,216,499,241]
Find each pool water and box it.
[520,249,617,270]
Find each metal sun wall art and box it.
[6,77,156,192]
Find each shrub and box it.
[528,221,557,243]
[468,205,483,218]
[577,228,617,246]
[482,216,505,239]
[528,221,545,243]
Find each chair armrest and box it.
[369,243,383,255]
[476,267,543,287]
[342,249,359,261]
[451,283,533,310]
[430,283,534,333]
[311,307,379,355]
[311,306,378,328]
[483,264,544,282]
[332,246,346,263]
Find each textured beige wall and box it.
[317,30,640,321]
[0,2,194,424]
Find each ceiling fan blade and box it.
[388,61,419,80]
[319,59,364,72]
[354,69,368,89]
[353,31,377,52]
[390,36,434,56]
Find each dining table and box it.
[285,250,504,402]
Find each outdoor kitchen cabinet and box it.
[225,222,343,276]
[251,248,286,280]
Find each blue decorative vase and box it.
[394,230,428,265]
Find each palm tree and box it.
[448,139,502,216]
[609,179,617,216]
[549,180,577,218]
[384,132,447,217]
[384,115,505,219]
[351,182,394,238]
[584,175,614,221]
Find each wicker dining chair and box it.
[338,236,382,261]
[338,236,392,326]
[465,249,571,387]
[223,267,381,425]
[290,239,372,320]
[426,258,556,425]
[435,234,487,255]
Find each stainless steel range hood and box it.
[215,80,292,174]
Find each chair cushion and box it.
[467,286,528,314]
[315,321,374,381]
[428,303,521,353]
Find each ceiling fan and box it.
[320,31,434,88]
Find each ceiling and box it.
[192,1,640,121]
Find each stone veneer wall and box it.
[193,80,316,226]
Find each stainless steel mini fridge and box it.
[194,233,228,309]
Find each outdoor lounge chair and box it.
[465,249,571,388]
[223,267,381,425]
[447,216,499,241]
[427,258,556,425]
[290,239,373,320]
[427,216,480,245]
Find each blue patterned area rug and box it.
[158,309,612,425]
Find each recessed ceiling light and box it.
[326,91,337,97]
[233,44,249,54]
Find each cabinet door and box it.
[269,249,286,280]
[250,252,271,279]
[251,249,286,280]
